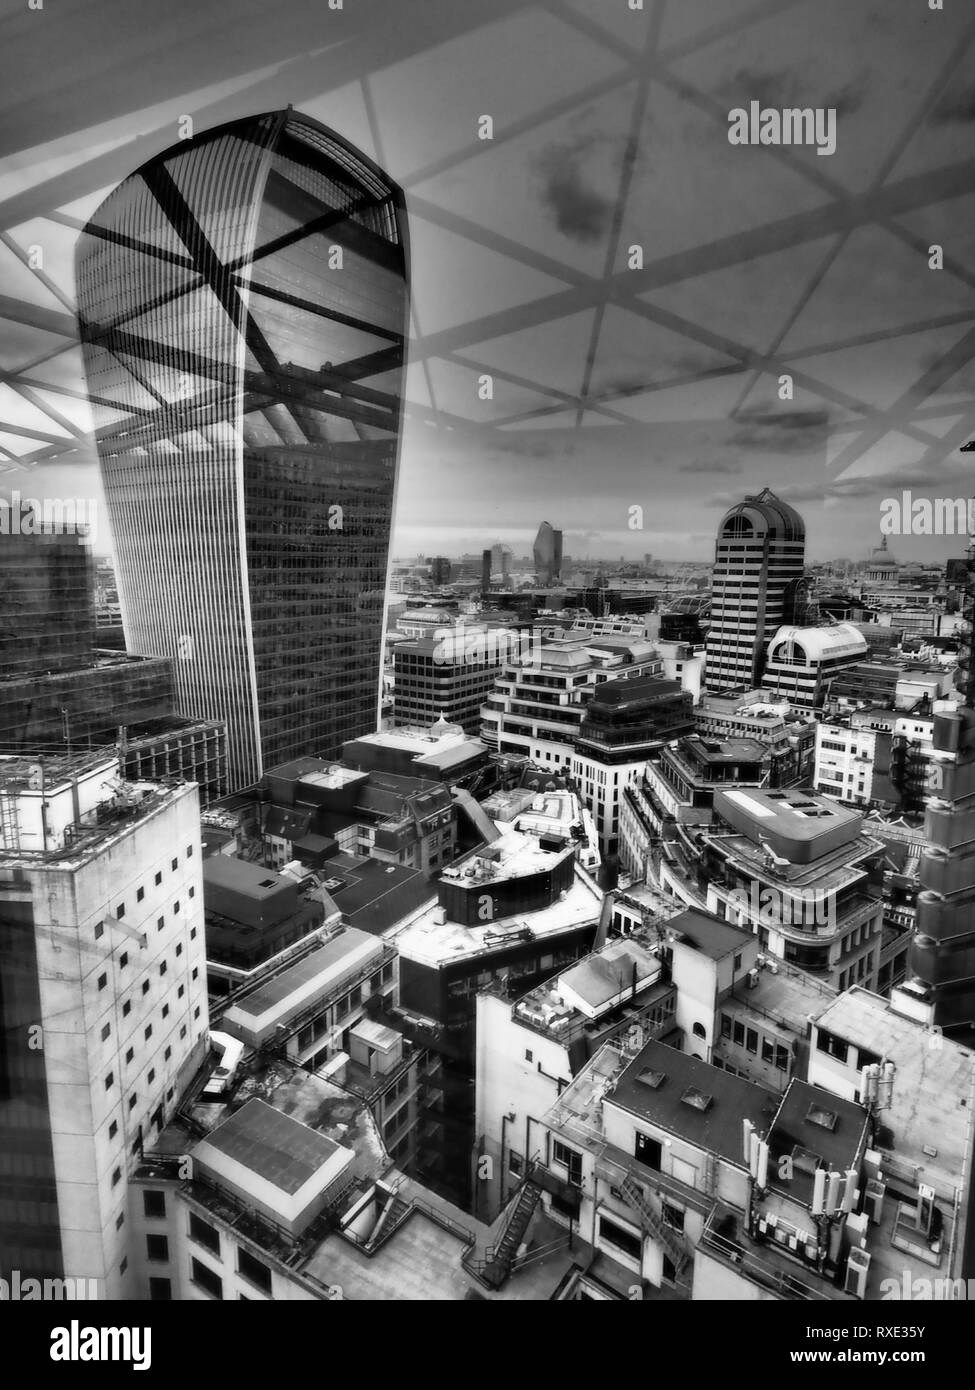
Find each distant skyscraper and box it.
[704,487,806,692]
[76,110,410,790]
[533,521,562,586]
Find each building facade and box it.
[76,110,410,790]
[704,488,807,693]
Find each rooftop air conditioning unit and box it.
[844,1246,871,1299]
[747,968,760,989]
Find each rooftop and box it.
[394,851,602,967]
[813,987,975,1198]
[766,1080,869,1206]
[664,906,753,962]
[319,855,435,935]
[195,1096,344,1195]
[607,1039,778,1163]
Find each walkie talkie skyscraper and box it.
[76,110,410,789]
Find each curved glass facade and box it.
[76,111,409,789]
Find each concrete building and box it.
[570,675,694,857]
[261,756,457,878]
[0,753,209,1295]
[480,631,660,768]
[704,488,807,693]
[342,719,489,789]
[760,622,868,709]
[479,783,601,878]
[393,627,513,734]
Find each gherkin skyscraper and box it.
[76,110,410,789]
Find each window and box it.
[126,1047,134,1064]
[117,903,125,919]
[144,1025,152,1041]
[120,1257,128,1276]
[142,980,150,996]
[635,1132,662,1171]
[157,917,164,932]
[98,973,107,991]
[143,1190,166,1219]
[148,1068,155,1084]
[146,1234,169,1263]
[120,952,128,969]
[186,845,193,859]
[720,1014,732,1039]
[552,1140,583,1187]
[190,927,197,939]
[155,872,162,886]
[662,1203,685,1232]
[692,1022,706,1039]
[175,944,182,957]
[509,1151,524,1177]
[149,1278,171,1301]
[104,1071,114,1090]
[137,887,145,903]
[238,1248,272,1294]
[159,961,168,977]
[745,1028,758,1055]
[733,1020,745,1047]
[173,901,180,915]
[525,1049,533,1063]
[129,1095,137,1111]
[189,1212,220,1256]
[189,887,195,900]
[111,1167,121,1187]
[115,1211,125,1231]
[95,921,104,941]
[190,1259,222,1299]
[171,858,178,872]
[178,985,185,998]
[598,1215,642,1262]
[123,1000,131,1018]
[815,1028,849,1063]
[164,1046,171,1061]
[109,1121,118,1140]
[101,1024,111,1042]
[162,1004,169,1019]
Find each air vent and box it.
[791,1146,822,1176]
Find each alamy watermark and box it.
[0,490,98,542]
[0,1269,99,1300]
[725,883,836,930]
[728,102,836,157]
[880,491,975,537]
[432,624,542,668]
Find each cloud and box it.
[681,457,743,476]
[532,134,615,244]
[930,84,975,125]
[729,407,831,453]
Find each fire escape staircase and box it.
[477,1174,544,1289]
[619,1174,690,1277]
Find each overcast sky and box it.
[1,0,974,565]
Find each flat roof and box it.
[395,857,602,967]
[558,938,660,1013]
[230,928,382,1022]
[813,988,975,1195]
[203,856,291,898]
[608,1041,777,1163]
[716,787,861,839]
[665,906,753,961]
[198,1097,342,1195]
[767,1080,868,1204]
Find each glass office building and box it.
[76,110,410,789]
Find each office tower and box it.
[393,625,510,734]
[0,754,208,1294]
[533,521,563,586]
[0,521,94,677]
[704,487,806,692]
[481,548,492,595]
[490,542,512,579]
[430,556,452,586]
[0,524,226,802]
[75,110,410,791]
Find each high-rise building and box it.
[533,521,563,587]
[0,522,94,677]
[0,754,209,1294]
[76,110,410,791]
[704,487,806,693]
